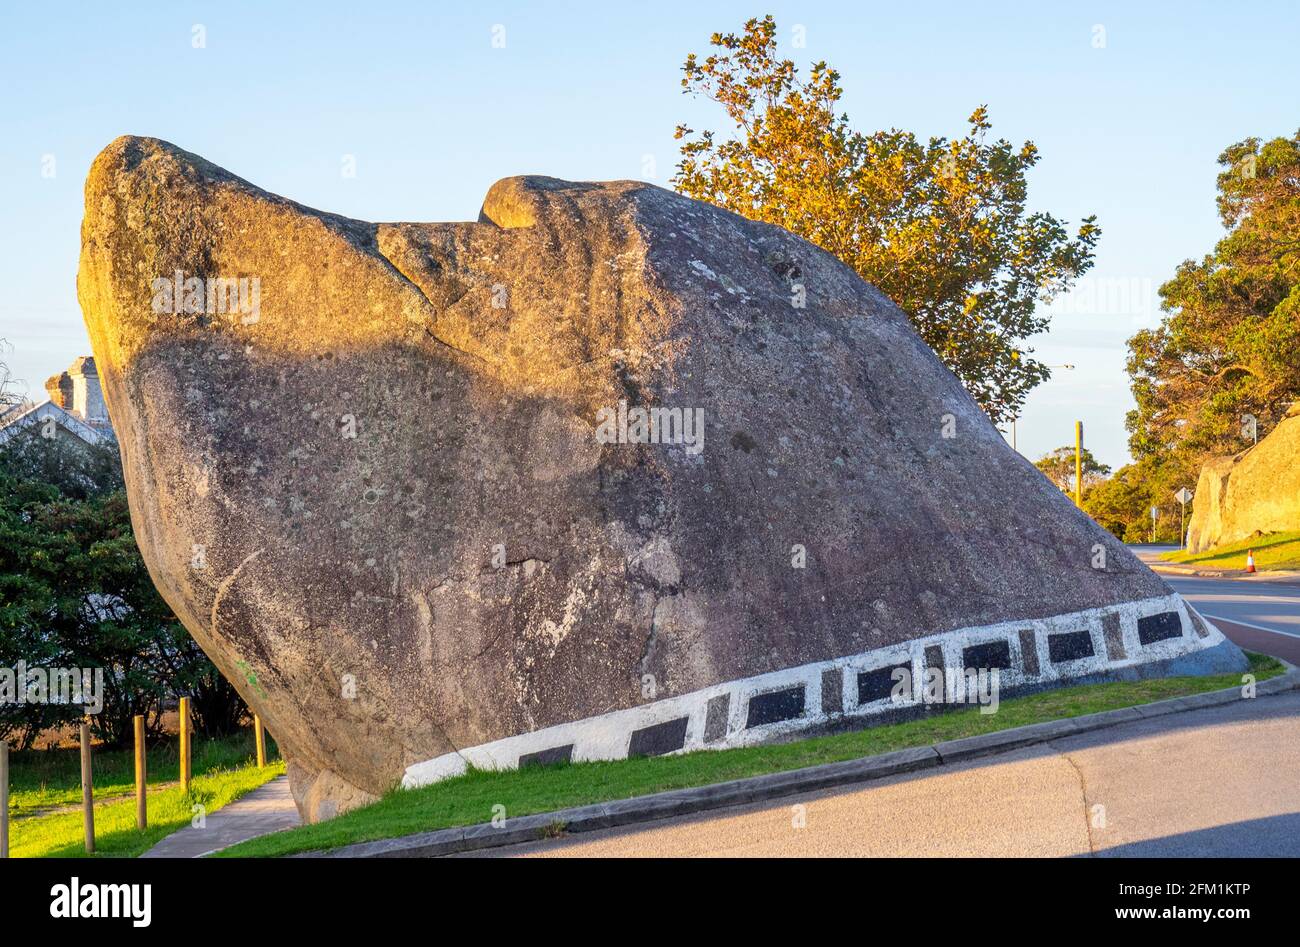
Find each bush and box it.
[0,428,247,747]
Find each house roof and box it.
[0,399,115,447]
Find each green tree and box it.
[0,426,123,500]
[0,423,247,746]
[0,472,69,747]
[1078,454,1199,544]
[674,15,1099,424]
[1127,131,1300,466]
[1033,446,1111,493]
[18,485,182,746]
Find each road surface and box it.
[1133,545,1300,665]
[465,554,1300,858]
[466,689,1300,858]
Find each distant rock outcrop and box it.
[78,137,1244,822]
[1187,410,1300,553]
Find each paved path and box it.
[463,689,1300,858]
[140,775,300,858]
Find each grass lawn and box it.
[6,728,285,858]
[8,728,277,817]
[219,651,1282,858]
[1162,530,1300,571]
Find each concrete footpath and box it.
[140,775,300,858]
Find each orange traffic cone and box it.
[1245,550,1256,573]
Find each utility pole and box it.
[1074,421,1083,508]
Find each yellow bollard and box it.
[179,697,192,794]
[134,715,147,830]
[80,722,95,854]
[254,715,266,768]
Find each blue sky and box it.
[2,1,1296,468]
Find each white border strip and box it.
[402,593,1225,788]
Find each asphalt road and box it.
[466,690,1300,858]
[1133,545,1300,665]
[466,556,1300,858]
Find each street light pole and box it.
[1006,364,1074,454]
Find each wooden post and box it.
[80,722,95,854]
[1,740,9,858]
[179,697,192,794]
[134,714,147,830]
[254,715,266,768]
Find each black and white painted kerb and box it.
[401,593,1238,788]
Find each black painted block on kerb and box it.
[745,686,806,728]
[702,694,730,743]
[628,716,689,757]
[1018,629,1040,676]
[1048,630,1095,663]
[858,664,911,704]
[518,744,574,768]
[1138,610,1184,646]
[962,640,1012,672]
[1101,611,1127,660]
[924,645,946,701]
[821,668,844,715]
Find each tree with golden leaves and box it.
[674,16,1099,424]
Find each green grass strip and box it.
[7,730,277,817]
[1162,530,1300,571]
[11,759,285,858]
[218,652,1282,858]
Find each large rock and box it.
[78,137,1244,822]
[1186,410,1300,553]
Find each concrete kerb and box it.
[1148,564,1230,578]
[295,664,1300,859]
[1148,562,1300,583]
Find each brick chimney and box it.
[44,356,109,425]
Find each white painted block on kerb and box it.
[401,593,1228,790]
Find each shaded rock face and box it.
[1187,411,1300,553]
[78,137,1240,821]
